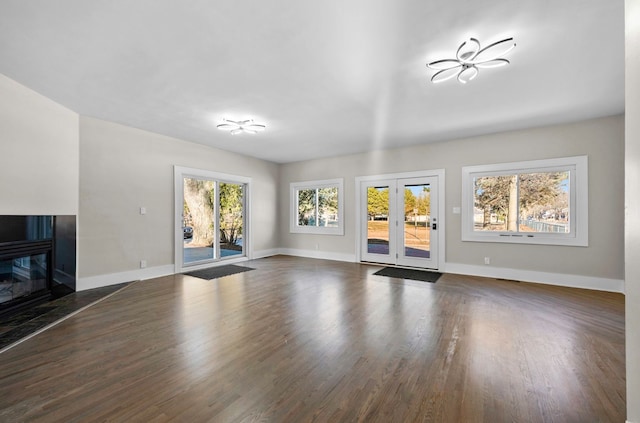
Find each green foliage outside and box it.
[297,189,316,225]
[403,187,430,217]
[367,187,389,218]
[298,187,338,226]
[367,186,430,219]
[219,183,243,245]
[183,179,244,248]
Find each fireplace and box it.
[0,215,76,317]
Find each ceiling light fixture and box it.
[427,37,516,84]
[216,118,266,135]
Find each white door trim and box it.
[355,169,445,271]
[174,166,252,273]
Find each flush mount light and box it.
[427,37,516,84]
[216,118,266,135]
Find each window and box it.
[290,179,344,235]
[461,156,588,246]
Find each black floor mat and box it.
[373,267,441,283]
[185,264,254,280]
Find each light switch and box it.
[140,207,147,215]
[452,207,461,214]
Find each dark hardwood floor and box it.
[0,256,625,422]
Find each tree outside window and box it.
[474,171,569,233]
[297,187,338,227]
[290,179,344,235]
[461,156,588,246]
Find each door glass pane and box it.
[183,177,215,264]
[403,184,431,258]
[219,183,244,258]
[367,186,390,255]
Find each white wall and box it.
[78,116,279,289]
[279,115,625,291]
[626,0,640,420]
[0,73,79,214]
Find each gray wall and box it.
[280,115,624,288]
[626,0,639,420]
[0,69,625,292]
[0,71,281,291]
[78,116,280,285]
[0,73,79,215]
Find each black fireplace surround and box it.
[0,215,76,317]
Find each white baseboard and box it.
[76,257,624,295]
[278,248,356,263]
[77,264,175,291]
[271,252,624,293]
[444,262,624,293]
[252,248,280,259]
[75,249,351,291]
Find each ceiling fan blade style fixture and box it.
[427,36,516,84]
[216,118,266,135]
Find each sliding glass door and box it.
[175,167,250,272]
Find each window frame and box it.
[461,156,588,246]
[290,178,344,235]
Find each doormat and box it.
[373,267,442,283]
[185,265,254,280]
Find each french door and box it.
[360,176,438,269]
[175,166,250,272]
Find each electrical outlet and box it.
[484,257,491,265]
[140,260,147,268]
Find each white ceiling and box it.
[0,0,624,163]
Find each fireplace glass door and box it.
[0,253,48,305]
